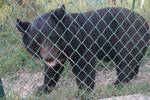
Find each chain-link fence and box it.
[1,0,150,100]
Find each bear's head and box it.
[16,5,68,67]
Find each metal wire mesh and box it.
[1,0,150,100]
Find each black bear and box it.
[16,5,150,95]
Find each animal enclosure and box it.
[0,0,150,100]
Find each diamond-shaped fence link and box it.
[1,0,150,100]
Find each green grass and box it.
[4,81,150,100]
[96,82,150,98]
[33,82,150,99]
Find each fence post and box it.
[132,0,136,10]
[0,78,5,99]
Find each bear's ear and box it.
[53,4,66,20]
[16,19,30,33]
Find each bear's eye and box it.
[49,36,59,43]
[22,33,32,46]
[30,42,40,52]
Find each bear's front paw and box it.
[35,85,53,96]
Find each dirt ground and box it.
[2,61,150,99]
[99,94,150,100]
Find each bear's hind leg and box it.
[71,55,96,93]
[113,51,141,85]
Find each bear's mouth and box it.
[45,58,65,67]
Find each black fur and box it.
[16,5,150,94]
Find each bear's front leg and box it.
[71,51,96,99]
[36,63,65,96]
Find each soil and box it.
[2,61,150,98]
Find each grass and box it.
[4,81,150,100]
[0,0,150,99]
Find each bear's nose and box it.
[45,58,54,62]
